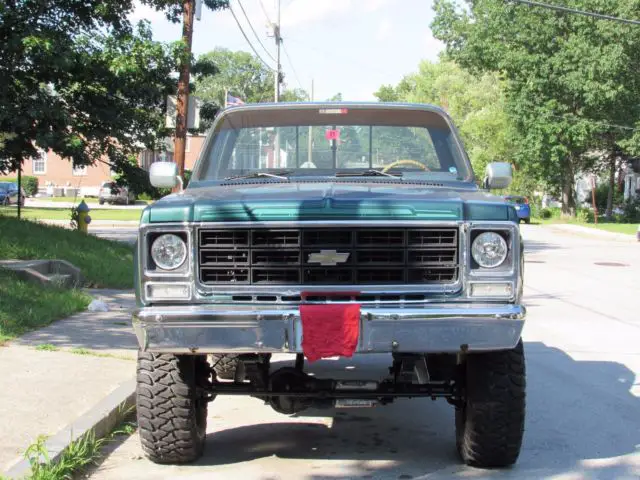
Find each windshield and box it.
[193,107,473,183]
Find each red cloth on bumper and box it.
[300,304,361,362]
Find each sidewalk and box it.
[0,289,138,473]
[545,223,638,243]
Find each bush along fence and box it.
[3,176,39,196]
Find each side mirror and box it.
[484,162,513,190]
[149,162,180,189]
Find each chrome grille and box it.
[198,227,459,286]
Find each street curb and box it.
[3,378,136,479]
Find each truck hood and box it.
[142,182,516,223]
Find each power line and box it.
[282,42,304,91]
[507,0,640,26]
[228,3,275,72]
[236,0,276,62]
[258,0,273,24]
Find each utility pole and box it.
[273,0,282,102]
[174,0,196,185]
[307,79,314,166]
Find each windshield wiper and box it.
[224,170,292,181]
[335,169,401,179]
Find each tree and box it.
[0,0,227,184]
[375,59,518,180]
[432,0,640,216]
[195,48,307,107]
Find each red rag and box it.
[300,304,361,362]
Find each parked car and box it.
[133,103,526,468]
[505,195,531,223]
[0,182,26,207]
[98,182,136,205]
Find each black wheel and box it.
[455,340,526,468]
[524,218,531,224]
[210,354,240,380]
[2,197,10,206]
[136,352,210,464]
[98,198,105,205]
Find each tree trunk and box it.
[605,155,616,220]
[561,157,576,217]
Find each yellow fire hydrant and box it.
[77,200,91,233]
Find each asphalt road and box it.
[88,225,640,480]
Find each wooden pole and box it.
[174,0,195,187]
[591,175,598,224]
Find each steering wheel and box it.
[381,159,430,173]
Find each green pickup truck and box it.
[132,102,526,468]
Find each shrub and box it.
[576,208,595,223]
[3,176,39,196]
[588,183,624,213]
[621,199,640,223]
[539,208,552,219]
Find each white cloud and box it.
[282,0,353,28]
[364,0,392,12]
[129,1,167,23]
[376,20,392,41]
[424,30,445,61]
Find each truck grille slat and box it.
[198,228,459,286]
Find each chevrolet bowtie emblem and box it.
[307,250,350,266]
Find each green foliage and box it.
[431,0,640,216]
[25,431,105,480]
[35,344,60,352]
[589,183,624,213]
[374,59,520,178]
[2,176,39,196]
[0,0,228,190]
[621,198,640,223]
[195,48,308,107]
[0,269,90,340]
[0,217,133,288]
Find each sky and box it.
[131,0,445,101]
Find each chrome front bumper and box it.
[132,303,526,354]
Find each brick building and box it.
[0,135,206,197]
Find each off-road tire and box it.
[210,353,240,380]
[455,340,526,468]
[136,352,210,464]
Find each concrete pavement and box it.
[0,290,138,473]
[87,225,640,480]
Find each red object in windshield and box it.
[325,129,340,141]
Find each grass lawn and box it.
[0,216,134,342]
[0,216,134,288]
[0,269,90,343]
[532,217,638,235]
[0,206,142,221]
[582,223,638,235]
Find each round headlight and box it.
[151,234,187,270]
[471,232,508,268]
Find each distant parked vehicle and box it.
[0,182,26,207]
[505,195,531,223]
[98,182,136,205]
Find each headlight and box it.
[151,234,187,270]
[471,232,508,268]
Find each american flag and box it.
[226,93,245,107]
